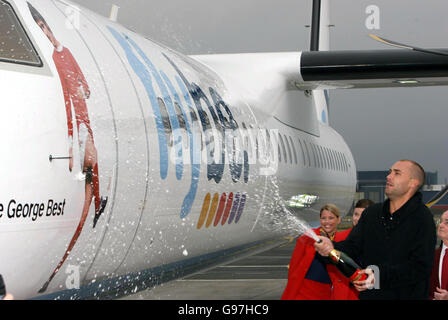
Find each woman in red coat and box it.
[282,204,359,300]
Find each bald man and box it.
[315,160,436,300]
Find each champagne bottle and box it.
[328,249,367,282]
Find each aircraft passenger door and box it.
[49,2,149,281]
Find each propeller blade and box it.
[369,34,413,50]
[426,185,448,208]
[369,34,448,57]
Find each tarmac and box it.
[119,241,295,300]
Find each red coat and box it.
[337,227,352,239]
[281,228,358,300]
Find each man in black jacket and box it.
[315,160,436,300]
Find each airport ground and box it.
[120,209,444,300]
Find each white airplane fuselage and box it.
[0,0,356,299]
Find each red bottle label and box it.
[349,269,368,282]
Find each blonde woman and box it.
[282,204,358,300]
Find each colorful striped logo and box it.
[197,192,247,229]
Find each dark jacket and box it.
[335,192,436,300]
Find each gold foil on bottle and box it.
[329,249,341,263]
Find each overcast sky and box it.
[71,0,448,183]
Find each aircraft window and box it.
[253,126,259,161]
[255,130,259,161]
[320,146,326,169]
[320,146,325,169]
[318,145,325,169]
[289,136,297,165]
[314,144,321,168]
[341,153,346,172]
[284,134,292,164]
[266,129,274,163]
[278,143,282,163]
[310,142,317,168]
[158,98,173,147]
[249,126,255,160]
[324,147,330,170]
[0,1,41,66]
[334,151,341,171]
[332,150,338,171]
[254,125,262,162]
[276,134,281,163]
[260,128,267,162]
[340,152,345,171]
[335,151,340,171]
[188,106,204,152]
[340,152,344,171]
[307,142,313,167]
[333,150,338,171]
[342,153,348,172]
[250,126,257,161]
[174,102,187,148]
[311,143,318,168]
[309,143,315,167]
[242,123,251,158]
[174,102,186,130]
[318,145,324,169]
[297,139,306,167]
[337,152,343,172]
[303,140,311,167]
[328,149,336,170]
[278,134,287,163]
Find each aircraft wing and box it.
[298,48,448,90]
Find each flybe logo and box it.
[107,27,278,219]
[197,192,247,229]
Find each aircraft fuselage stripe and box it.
[197,192,247,229]
[221,192,234,225]
[206,193,220,228]
[234,193,247,224]
[197,193,211,230]
[228,192,241,225]
[213,192,227,227]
